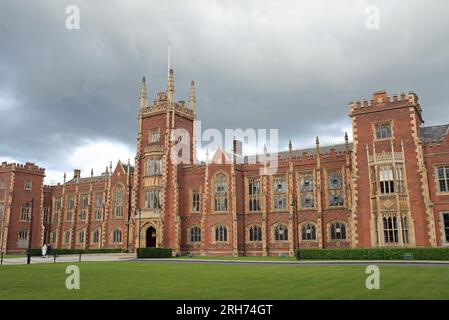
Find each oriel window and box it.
[248,178,261,212]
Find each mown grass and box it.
[0,261,448,299]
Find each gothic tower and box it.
[133,70,196,253]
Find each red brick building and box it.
[1,70,449,255]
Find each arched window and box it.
[214,225,228,242]
[92,230,100,244]
[327,169,344,207]
[330,221,346,240]
[214,173,228,212]
[301,222,317,241]
[113,185,124,218]
[78,230,85,243]
[190,226,201,243]
[274,224,288,241]
[112,228,122,243]
[64,230,71,244]
[249,225,262,242]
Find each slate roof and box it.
[121,163,135,174]
[420,124,449,143]
[243,143,352,163]
[65,174,108,185]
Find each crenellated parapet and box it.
[143,92,195,119]
[349,90,422,121]
[0,161,45,175]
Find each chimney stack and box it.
[73,169,81,180]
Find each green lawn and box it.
[0,261,448,299]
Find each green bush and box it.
[27,248,123,256]
[295,248,449,261]
[137,248,172,258]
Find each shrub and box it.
[27,248,123,256]
[137,248,172,258]
[295,248,449,261]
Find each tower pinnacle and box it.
[139,76,148,111]
[189,80,196,111]
[167,69,175,106]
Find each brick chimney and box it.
[73,169,81,180]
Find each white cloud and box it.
[45,139,134,184]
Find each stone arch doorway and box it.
[146,226,157,248]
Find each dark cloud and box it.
[1,0,448,181]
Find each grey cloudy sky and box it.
[1,0,448,183]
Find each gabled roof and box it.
[121,163,135,175]
[420,124,449,143]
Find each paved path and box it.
[3,255,449,267]
[136,258,449,267]
[1,253,136,266]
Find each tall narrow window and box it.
[214,173,228,212]
[191,188,200,213]
[149,129,159,143]
[145,158,152,176]
[54,198,61,223]
[43,207,50,223]
[50,232,56,243]
[370,166,377,195]
[66,195,74,221]
[0,202,4,220]
[20,206,30,221]
[144,188,161,210]
[0,177,5,189]
[112,229,122,243]
[274,224,288,241]
[190,226,201,242]
[54,198,61,211]
[95,194,103,220]
[330,221,346,240]
[375,122,392,139]
[80,194,88,220]
[301,223,316,240]
[437,166,449,193]
[18,229,28,241]
[78,230,85,243]
[379,165,395,194]
[145,188,161,209]
[92,230,100,244]
[113,186,124,218]
[299,173,314,208]
[442,213,449,243]
[396,165,405,194]
[249,225,262,242]
[248,178,261,212]
[383,216,399,243]
[401,216,409,244]
[64,231,71,244]
[328,170,344,207]
[214,225,228,242]
[273,176,287,210]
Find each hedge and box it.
[295,248,449,261]
[137,248,172,258]
[27,248,123,256]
